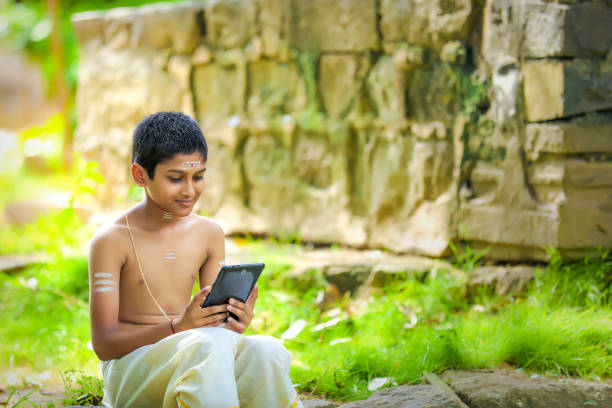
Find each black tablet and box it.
[201,263,264,318]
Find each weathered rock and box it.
[469,265,538,296]
[459,205,559,260]
[319,55,370,120]
[72,0,612,261]
[4,200,91,226]
[205,0,256,49]
[442,370,612,408]
[133,2,202,53]
[255,0,288,58]
[289,0,379,52]
[524,115,612,160]
[247,60,306,123]
[339,385,458,408]
[405,63,460,126]
[0,253,47,274]
[71,11,105,46]
[323,263,372,295]
[522,59,612,122]
[193,63,245,128]
[484,0,612,61]
[303,399,337,408]
[367,57,405,123]
[380,0,476,51]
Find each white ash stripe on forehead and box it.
[94,286,115,292]
[94,280,116,285]
[94,273,112,278]
[182,161,201,168]
[164,252,176,260]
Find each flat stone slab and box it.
[442,369,612,408]
[339,385,458,408]
[303,399,338,408]
[0,253,47,273]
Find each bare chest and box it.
[120,231,207,318]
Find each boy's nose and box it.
[181,180,196,197]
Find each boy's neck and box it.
[136,198,185,228]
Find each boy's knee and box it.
[246,335,292,368]
[180,328,236,359]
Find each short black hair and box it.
[132,112,208,178]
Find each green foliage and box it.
[62,369,104,406]
[3,386,41,408]
[448,240,489,274]
[1,234,610,402]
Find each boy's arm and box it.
[89,228,175,360]
[89,227,226,361]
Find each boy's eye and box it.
[194,175,204,181]
[168,177,181,183]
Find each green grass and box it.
[0,229,610,402]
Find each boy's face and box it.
[140,152,207,217]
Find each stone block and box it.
[525,117,612,160]
[193,64,245,128]
[255,0,288,58]
[521,1,612,58]
[483,1,612,62]
[366,56,405,123]
[469,265,538,296]
[442,370,612,408]
[529,160,612,190]
[406,63,460,125]
[205,0,256,49]
[339,385,457,408]
[71,11,105,45]
[319,55,369,119]
[246,60,305,122]
[522,59,612,122]
[103,8,135,50]
[289,0,378,52]
[380,0,476,51]
[134,2,203,53]
[459,204,559,248]
[559,192,612,248]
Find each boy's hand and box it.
[225,284,258,334]
[174,286,229,332]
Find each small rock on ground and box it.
[303,398,337,407]
[442,369,612,408]
[338,384,458,407]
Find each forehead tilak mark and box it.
[182,161,201,169]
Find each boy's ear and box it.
[131,163,148,187]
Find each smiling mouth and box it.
[176,199,195,205]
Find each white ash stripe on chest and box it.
[164,252,177,260]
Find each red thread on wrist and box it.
[170,319,176,334]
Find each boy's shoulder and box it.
[187,213,224,240]
[89,213,131,252]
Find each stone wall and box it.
[72,0,612,261]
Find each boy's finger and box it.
[196,286,212,306]
[202,304,228,316]
[227,304,246,321]
[247,285,259,306]
[226,317,245,333]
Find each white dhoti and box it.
[101,327,302,408]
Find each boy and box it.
[89,112,302,408]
